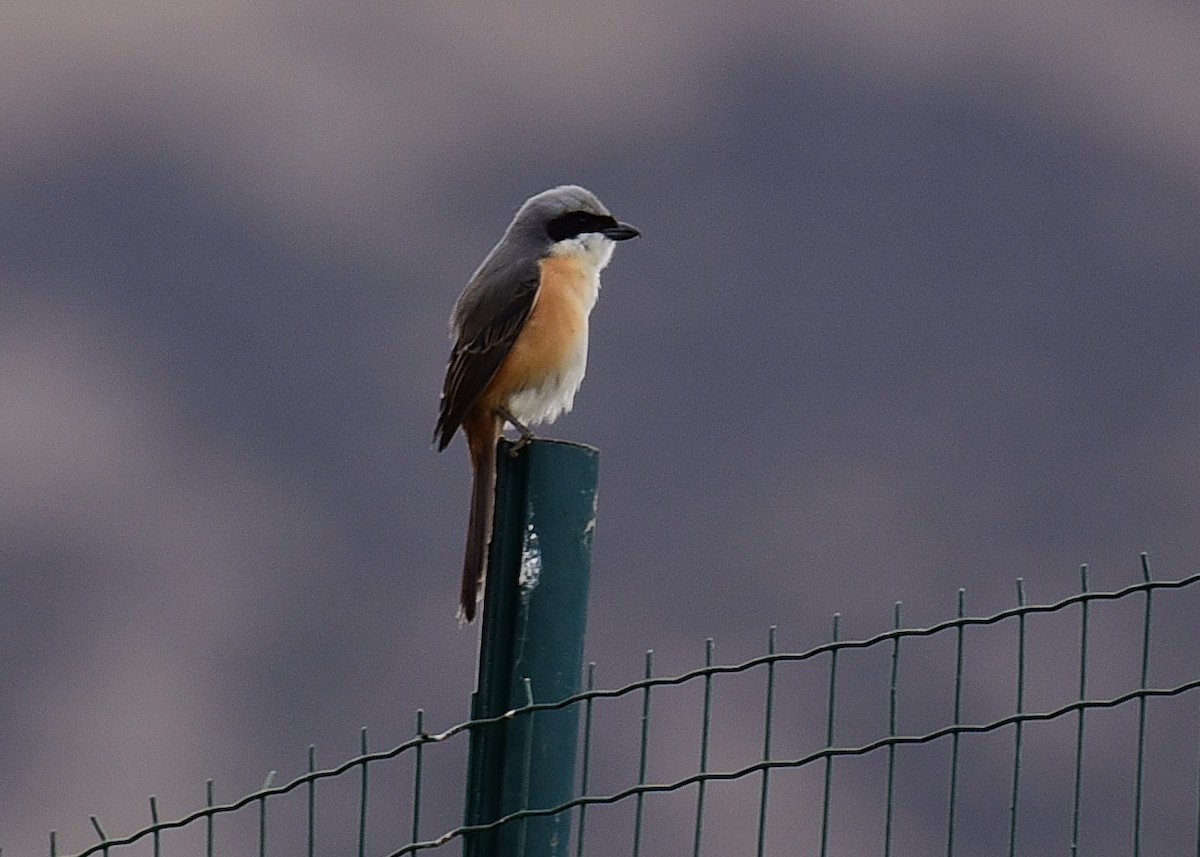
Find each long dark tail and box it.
[460,418,498,622]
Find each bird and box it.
[434,185,639,622]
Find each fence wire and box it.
[31,555,1200,857]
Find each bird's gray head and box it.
[506,185,639,263]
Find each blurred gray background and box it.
[3,2,1200,854]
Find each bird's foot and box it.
[495,405,535,457]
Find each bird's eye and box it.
[547,211,617,242]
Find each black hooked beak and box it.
[602,222,640,241]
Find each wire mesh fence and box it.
[31,554,1200,856]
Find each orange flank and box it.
[484,254,591,399]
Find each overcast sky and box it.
[3,2,1200,855]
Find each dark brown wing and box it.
[434,277,539,450]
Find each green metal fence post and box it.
[464,438,599,857]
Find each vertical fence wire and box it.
[204,780,214,857]
[411,712,425,847]
[514,678,536,856]
[576,664,596,857]
[1007,579,1028,857]
[358,728,369,857]
[946,589,966,857]
[755,627,777,857]
[150,796,162,857]
[632,650,654,857]
[148,798,159,857]
[1133,554,1154,857]
[87,818,104,851]
[307,746,317,857]
[883,602,902,857]
[1070,566,1090,857]
[691,639,715,857]
[257,771,274,857]
[818,614,841,857]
